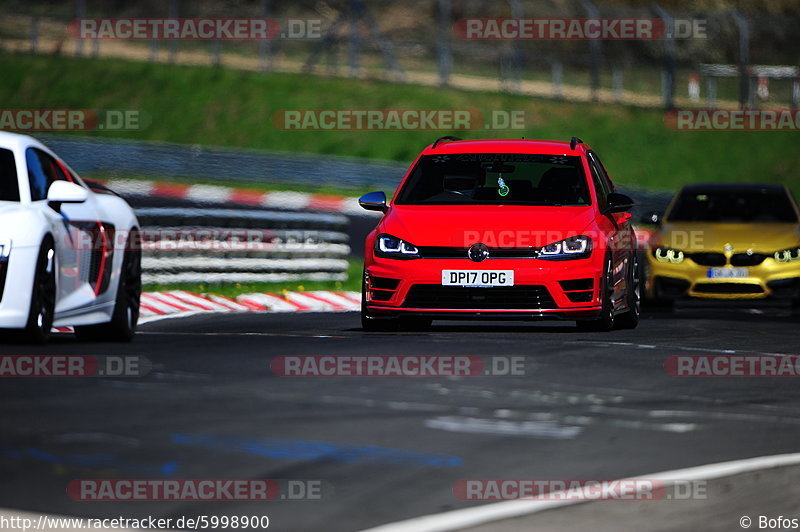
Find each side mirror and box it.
[47,180,88,207]
[640,211,663,226]
[359,191,388,213]
[604,192,635,214]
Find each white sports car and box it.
[0,132,141,343]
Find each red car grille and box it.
[402,285,557,310]
[693,283,764,294]
[687,252,727,266]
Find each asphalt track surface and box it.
[2,303,800,531]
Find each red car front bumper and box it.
[364,257,604,320]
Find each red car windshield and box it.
[395,153,591,206]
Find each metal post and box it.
[731,9,749,110]
[348,0,362,77]
[361,7,406,80]
[212,40,221,66]
[653,4,675,109]
[437,0,452,86]
[507,0,523,92]
[581,0,601,102]
[612,65,623,103]
[552,60,563,99]
[168,0,179,64]
[30,16,39,53]
[706,76,717,109]
[75,0,86,57]
[259,0,272,72]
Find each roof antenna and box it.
[570,137,584,150]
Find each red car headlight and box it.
[538,235,592,261]
[375,234,420,260]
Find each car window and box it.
[395,154,591,206]
[667,188,799,223]
[588,151,615,192]
[26,147,68,201]
[587,156,609,208]
[0,148,20,202]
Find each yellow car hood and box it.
[657,223,800,252]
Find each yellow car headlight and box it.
[653,247,685,264]
[774,247,800,263]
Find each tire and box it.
[21,238,56,344]
[615,253,641,330]
[361,273,398,332]
[74,231,141,342]
[577,253,615,332]
[361,310,398,332]
[642,260,674,310]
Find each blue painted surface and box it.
[0,447,180,476]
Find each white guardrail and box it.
[134,207,351,285]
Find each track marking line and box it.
[567,340,794,357]
[359,452,800,532]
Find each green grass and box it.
[143,259,363,297]
[3,51,799,198]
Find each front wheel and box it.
[615,253,641,330]
[74,231,141,342]
[21,238,56,344]
[361,309,398,332]
[577,254,615,332]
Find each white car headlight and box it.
[774,246,800,263]
[375,234,420,259]
[653,247,685,264]
[538,236,592,260]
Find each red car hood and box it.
[380,205,598,247]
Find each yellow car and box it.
[644,183,800,305]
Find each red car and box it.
[359,137,640,331]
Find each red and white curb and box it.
[52,290,361,332]
[102,179,377,217]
